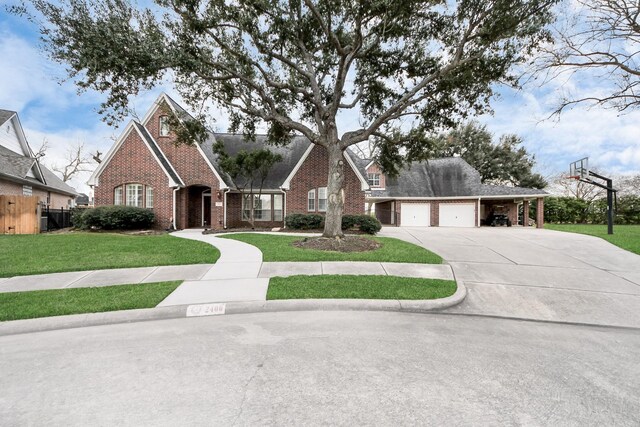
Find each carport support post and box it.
[536,198,544,229]
[523,200,530,227]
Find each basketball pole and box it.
[579,170,615,235]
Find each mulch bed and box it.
[292,236,381,252]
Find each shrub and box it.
[285,213,324,229]
[74,206,155,230]
[342,214,382,235]
[70,208,87,228]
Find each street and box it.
[1,311,639,426]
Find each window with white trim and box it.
[114,186,123,205]
[146,186,154,208]
[318,187,327,212]
[368,173,380,187]
[159,116,170,137]
[273,194,283,221]
[243,194,272,221]
[307,189,316,211]
[126,184,143,207]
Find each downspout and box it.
[477,197,481,227]
[172,187,179,230]
[281,188,287,228]
[223,188,229,229]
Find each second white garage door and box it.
[439,203,476,227]
[401,203,430,227]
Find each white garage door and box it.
[439,203,476,227]
[401,203,430,227]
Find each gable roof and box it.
[369,157,548,199]
[88,120,185,187]
[132,122,184,186]
[0,144,77,196]
[202,134,313,190]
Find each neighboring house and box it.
[362,157,549,228]
[0,109,77,208]
[88,94,369,230]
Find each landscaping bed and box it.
[293,236,381,252]
[0,281,181,321]
[545,224,640,255]
[267,275,456,300]
[0,233,220,278]
[220,233,442,263]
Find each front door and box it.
[203,193,211,227]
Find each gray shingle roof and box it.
[0,109,15,127]
[0,144,77,196]
[369,157,547,198]
[201,134,313,190]
[0,144,35,179]
[133,122,184,186]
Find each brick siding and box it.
[288,145,365,217]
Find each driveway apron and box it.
[380,227,640,328]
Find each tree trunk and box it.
[323,144,346,238]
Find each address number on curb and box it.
[186,303,226,317]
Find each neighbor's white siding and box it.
[0,119,24,155]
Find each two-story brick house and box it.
[88,94,369,230]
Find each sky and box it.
[1,2,639,195]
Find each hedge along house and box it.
[363,157,549,228]
[88,94,369,230]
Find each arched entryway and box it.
[184,185,212,228]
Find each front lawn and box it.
[545,224,640,255]
[0,281,181,321]
[221,233,442,264]
[267,275,457,300]
[0,233,220,278]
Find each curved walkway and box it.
[0,229,455,308]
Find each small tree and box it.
[215,145,282,228]
[21,0,557,237]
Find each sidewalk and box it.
[0,229,454,307]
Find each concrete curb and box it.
[0,281,467,337]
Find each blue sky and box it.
[1,3,639,194]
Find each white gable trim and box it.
[365,160,376,170]
[134,124,184,187]
[280,143,314,190]
[143,93,229,189]
[5,114,47,184]
[88,121,135,187]
[344,151,370,191]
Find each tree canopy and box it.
[538,0,640,113]
[429,122,547,188]
[18,0,557,236]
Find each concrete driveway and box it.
[380,227,640,328]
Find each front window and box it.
[274,194,283,221]
[307,189,316,212]
[114,186,123,205]
[243,194,272,221]
[126,184,143,207]
[368,173,380,187]
[159,116,170,137]
[146,186,154,208]
[318,187,327,212]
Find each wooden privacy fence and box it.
[0,195,41,234]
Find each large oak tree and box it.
[21,0,556,237]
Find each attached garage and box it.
[439,203,476,227]
[400,203,430,227]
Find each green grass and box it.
[267,275,457,300]
[221,233,442,264]
[545,224,640,255]
[0,281,181,321]
[0,233,220,278]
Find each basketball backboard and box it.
[569,157,589,180]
